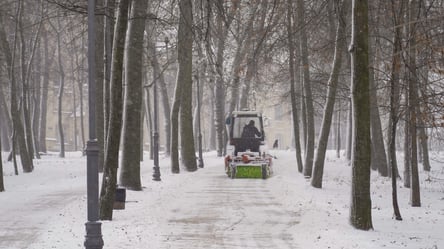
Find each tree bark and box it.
[178,0,197,172]
[95,0,105,168]
[213,16,228,157]
[18,2,35,161]
[286,0,303,173]
[39,28,50,154]
[388,0,403,220]
[55,20,65,158]
[345,100,352,161]
[0,132,4,192]
[119,0,147,190]
[407,0,421,207]
[0,80,12,151]
[102,0,115,172]
[312,0,348,188]
[0,3,33,173]
[296,0,315,178]
[170,70,182,173]
[349,0,373,230]
[369,79,388,176]
[99,0,129,220]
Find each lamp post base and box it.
[84,221,103,249]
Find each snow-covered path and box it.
[157,164,300,248]
[0,153,86,249]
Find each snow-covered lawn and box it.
[1,150,443,249]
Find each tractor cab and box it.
[226,110,266,156]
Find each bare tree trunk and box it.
[18,2,35,160]
[76,37,86,152]
[39,28,50,154]
[102,0,115,171]
[208,87,216,150]
[0,2,33,173]
[312,0,348,188]
[100,0,129,220]
[369,79,388,176]
[119,0,147,190]
[213,18,228,157]
[286,0,303,173]
[0,132,3,191]
[25,1,43,159]
[70,61,78,151]
[349,0,373,230]
[32,41,42,158]
[296,0,315,178]
[0,81,12,152]
[170,72,182,173]
[345,100,352,161]
[387,0,403,187]
[55,20,65,158]
[388,0,403,221]
[407,0,421,207]
[178,0,197,172]
[417,110,431,171]
[143,86,153,160]
[95,0,105,167]
[403,107,411,188]
[335,107,341,158]
[417,2,431,172]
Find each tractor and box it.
[224,110,273,179]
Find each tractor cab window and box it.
[232,117,261,139]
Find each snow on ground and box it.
[0,150,443,249]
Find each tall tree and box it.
[119,0,147,190]
[178,0,197,171]
[349,0,373,230]
[38,27,50,154]
[311,0,348,188]
[20,0,43,160]
[368,6,388,176]
[296,0,315,177]
[102,0,116,172]
[0,2,33,173]
[407,0,421,207]
[54,18,65,158]
[286,0,303,173]
[388,0,404,221]
[95,0,105,168]
[100,0,129,220]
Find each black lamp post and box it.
[84,0,103,248]
[152,39,165,182]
